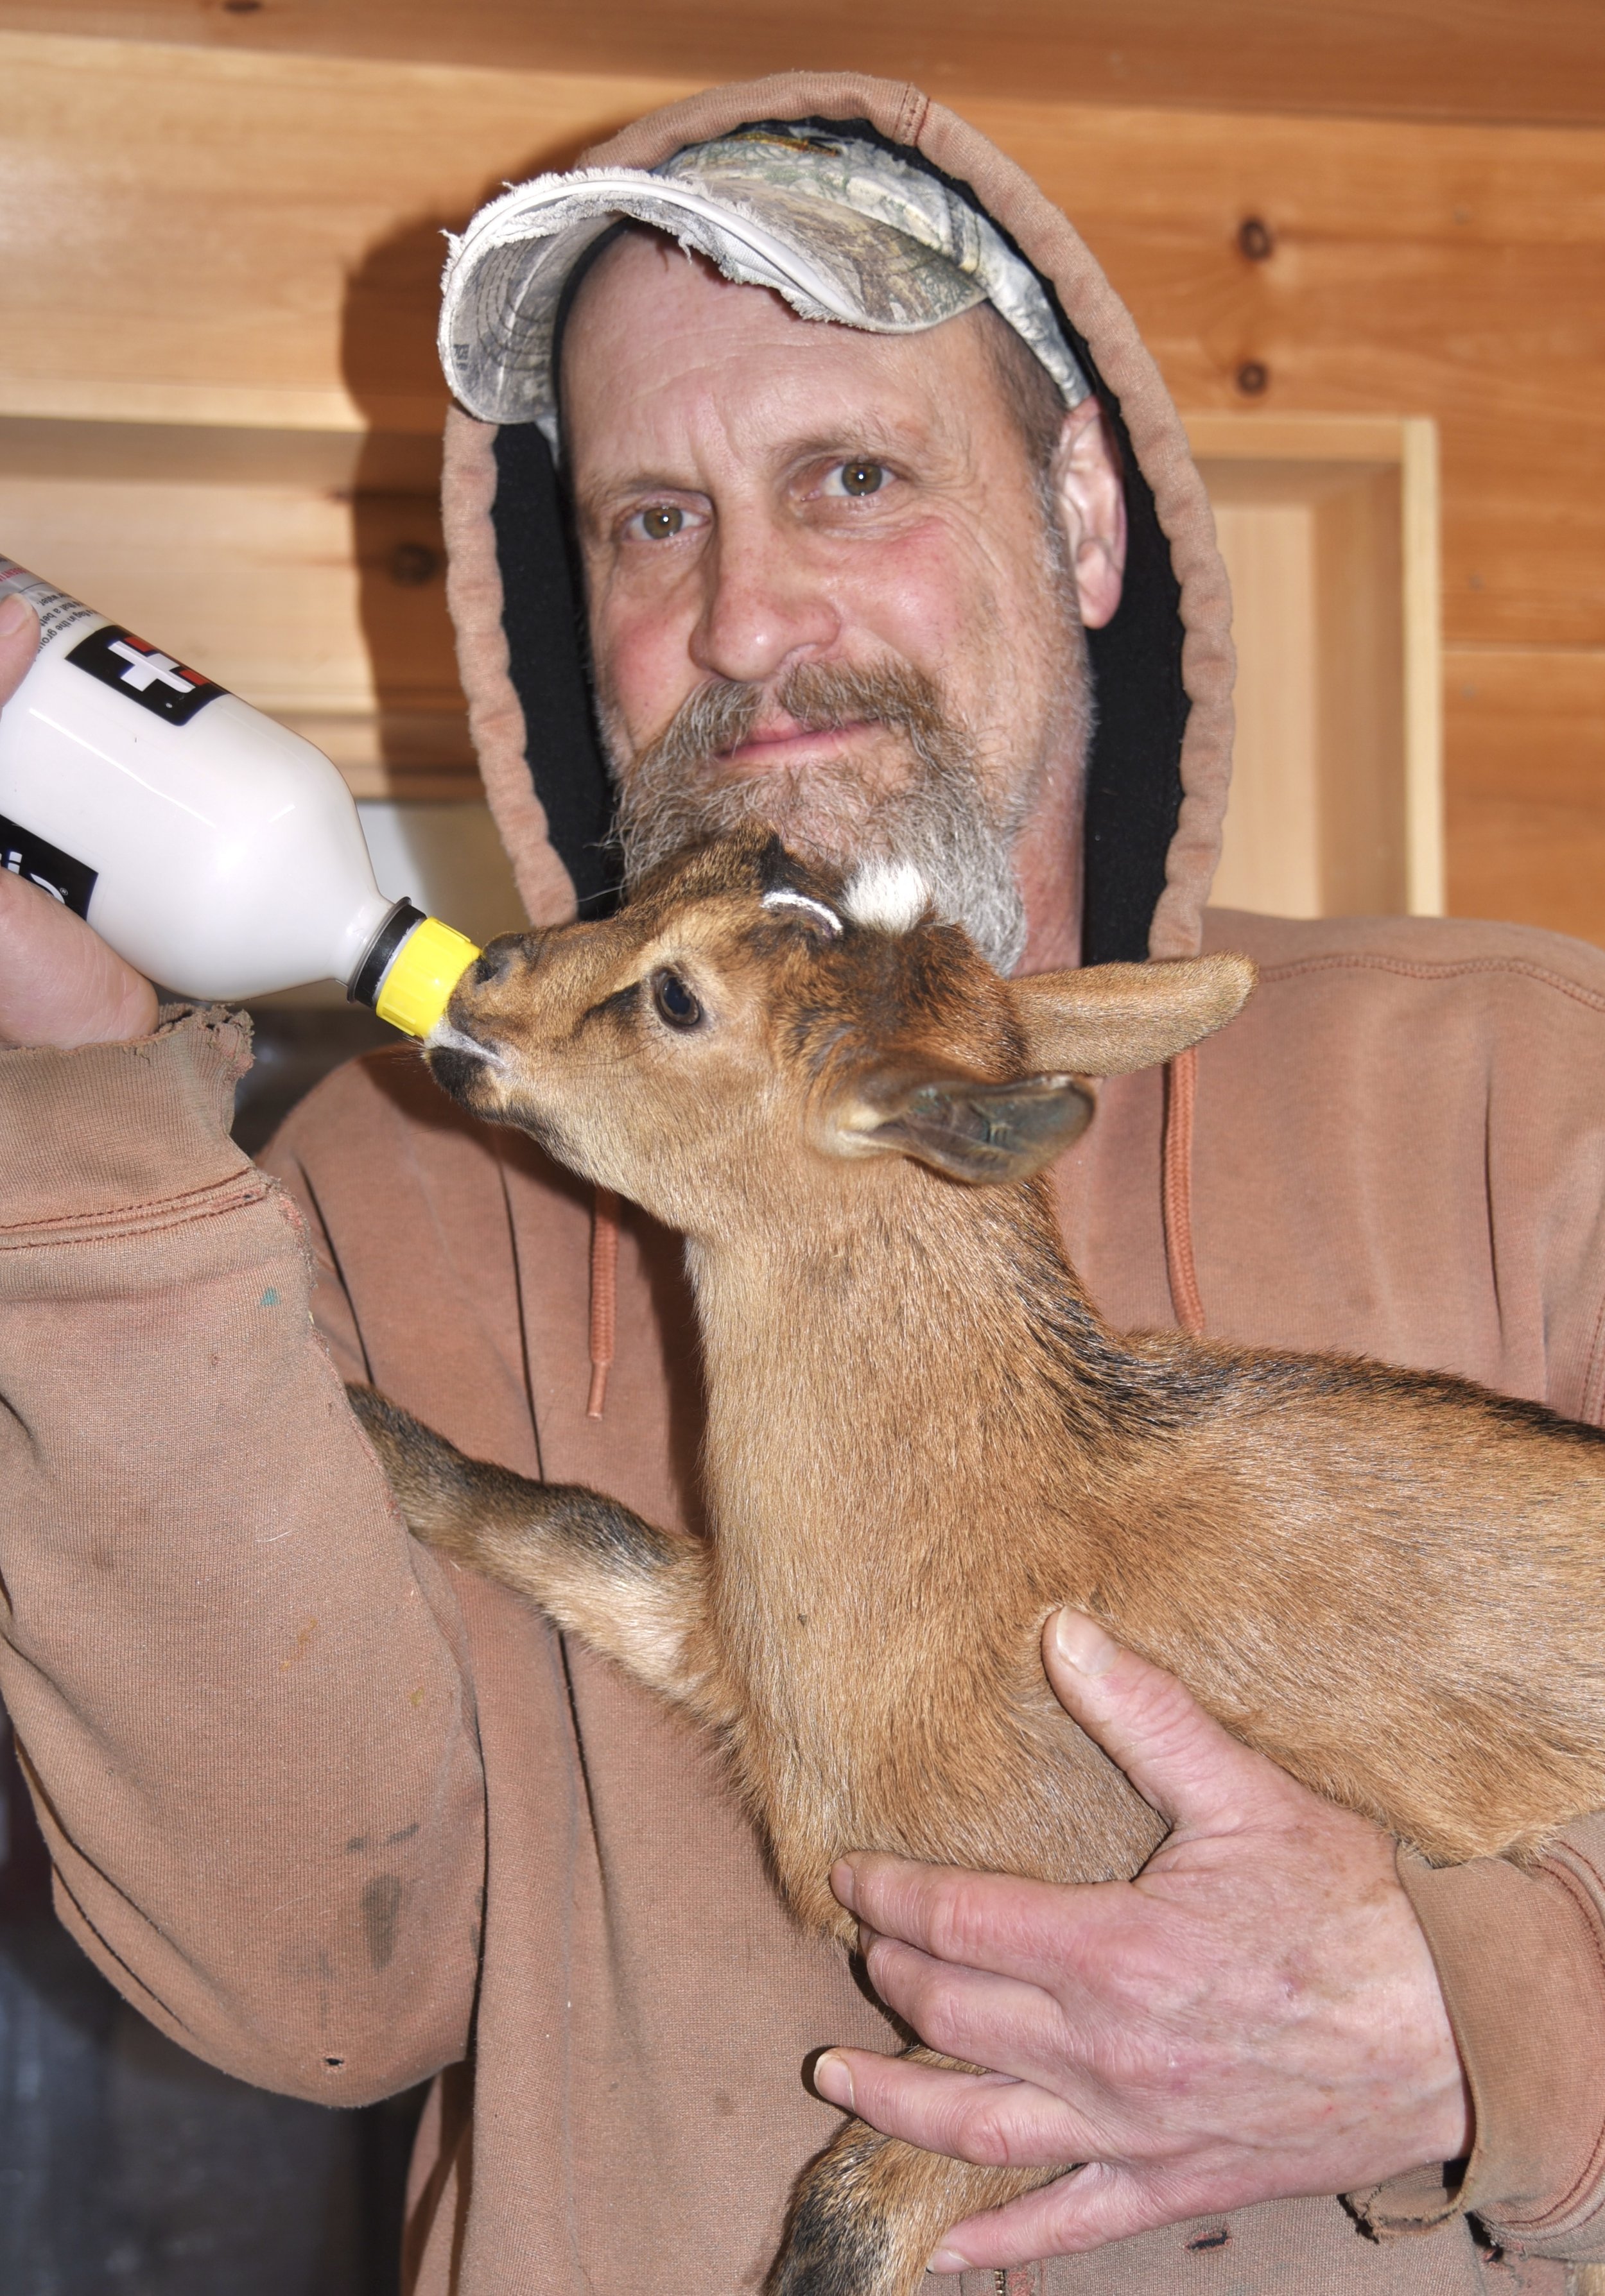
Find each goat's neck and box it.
[684,1173,1167,1903]
[686,1174,1122,1586]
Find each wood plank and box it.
[1204,486,1321,918]
[0,418,476,797]
[0,465,459,716]
[1186,413,1418,462]
[6,1,1604,130]
[0,33,693,433]
[1445,648,1605,947]
[1312,463,1409,917]
[1201,454,1426,922]
[0,416,438,489]
[1400,419,1445,917]
[979,96,1605,651]
[1188,415,1443,917]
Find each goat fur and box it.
[351,833,1605,2296]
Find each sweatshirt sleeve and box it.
[1348,1834,1605,2259]
[0,1008,485,2107]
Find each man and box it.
[2,74,1604,2294]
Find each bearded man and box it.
[3,74,1605,2296]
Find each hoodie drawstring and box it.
[587,1187,620,1419]
[1162,1048,1206,1337]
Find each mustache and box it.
[621,659,955,787]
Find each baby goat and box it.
[351,831,1605,2296]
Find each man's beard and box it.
[607,660,1043,975]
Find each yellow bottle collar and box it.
[374,915,482,1038]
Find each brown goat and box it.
[349,831,1605,2296]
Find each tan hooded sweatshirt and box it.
[3,71,1605,2296]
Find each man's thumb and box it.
[0,592,40,705]
[1044,1610,1271,1833]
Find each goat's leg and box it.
[773,2048,1064,2296]
[347,1385,712,1710]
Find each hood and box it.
[439,69,1235,969]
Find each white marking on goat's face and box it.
[841,858,931,935]
[428,1019,507,1070]
[761,888,842,937]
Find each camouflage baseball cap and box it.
[438,122,1089,443]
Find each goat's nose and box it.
[471,940,517,987]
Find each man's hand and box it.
[0,594,158,1049]
[814,1610,1470,2274]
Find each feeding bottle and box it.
[0,558,482,1037]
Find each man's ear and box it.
[1052,399,1127,631]
[1014,953,1256,1078]
[829,1070,1095,1185]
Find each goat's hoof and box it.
[769,2120,914,2296]
[772,2078,1050,2295]
[771,2167,889,2295]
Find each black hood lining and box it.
[487,114,1188,962]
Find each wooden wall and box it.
[5,0,1603,129]
[3,10,1602,943]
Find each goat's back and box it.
[1030,1336,1605,1867]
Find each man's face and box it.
[560,230,1122,971]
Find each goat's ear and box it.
[830,1071,1095,1184]
[1014,953,1256,1078]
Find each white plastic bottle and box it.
[0,558,481,1037]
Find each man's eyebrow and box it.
[780,422,930,464]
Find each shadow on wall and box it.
[234,129,618,1153]
[336,124,620,796]
[225,128,629,1152]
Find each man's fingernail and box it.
[927,2248,967,2275]
[1052,1609,1118,1676]
[0,593,35,640]
[813,2051,854,2110]
[831,1860,858,1912]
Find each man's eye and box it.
[826,460,887,499]
[632,505,686,540]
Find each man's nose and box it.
[690,517,840,686]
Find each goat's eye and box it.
[651,971,702,1030]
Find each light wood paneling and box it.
[0,35,691,433]
[980,99,1605,654]
[0,458,444,714]
[0,418,471,795]
[6,33,1601,651]
[3,31,1601,938]
[4,1,1602,130]
[1190,417,1440,922]
[1446,649,1605,947]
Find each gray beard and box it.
[605,659,1034,975]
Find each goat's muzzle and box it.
[424,1014,505,1110]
